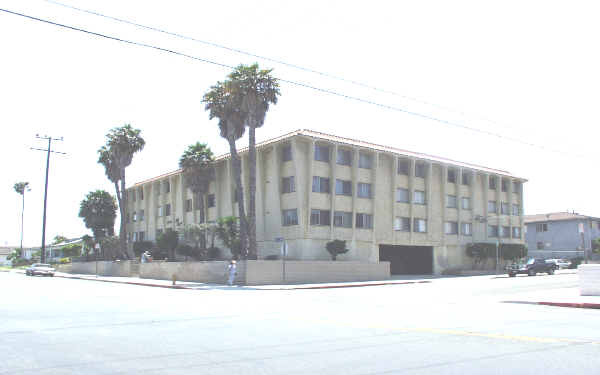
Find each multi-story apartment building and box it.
[125,129,526,275]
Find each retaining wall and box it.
[579,264,600,296]
[139,261,236,284]
[71,261,131,277]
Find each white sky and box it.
[1,0,599,247]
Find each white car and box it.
[25,263,55,276]
[546,259,571,269]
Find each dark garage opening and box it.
[379,245,433,275]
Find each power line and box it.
[0,7,590,159]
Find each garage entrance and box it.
[379,245,433,274]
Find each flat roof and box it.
[524,212,600,224]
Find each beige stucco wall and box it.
[139,261,237,283]
[71,260,131,277]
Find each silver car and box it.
[25,263,55,277]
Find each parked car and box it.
[546,258,571,269]
[507,258,556,277]
[25,263,55,277]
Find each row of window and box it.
[184,195,216,212]
[282,209,375,229]
[128,231,145,242]
[488,225,521,238]
[487,201,520,216]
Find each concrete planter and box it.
[579,264,600,296]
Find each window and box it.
[413,218,427,233]
[461,222,472,236]
[131,190,136,202]
[334,211,352,228]
[489,177,496,190]
[536,223,548,232]
[157,206,163,217]
[512,226,521,238]
[282,209,298,226]
[512,204,519,216]
[488,201,497,213]
[445,221,458,234]
[415,162,426,178]
[500,226,510,238]
[446,195,457,208]
[462,172,470,185]
[314,144,330,162]
[281,144,292,162]
[138,231,145,242]
[396,188,409,203]
[234,188,240,203]
[487,225,498,237]
[335,179,352,196]
[537,241,544,250]
[207,194,215,208]
[139,209,144,222]
[282,176,295,194]
[127,232,131,242]
[358,153,372,169]
[397,159,410,175]
[447,169,456,183]
[356,213,373,229]
[413,190,426,205]
[156,229,163,237]
[312,176,330,193]
[336,149,352,166]
[126,213,130,223]
[513,181,521,193]
[132,232,137,242]
[185,199,192,212]
[501,179,509,192]
[357,183,372,198]
[501,202,509,215]
[461,197,471,210]
[394,217,411,231]
[165,203,171,217]
[164,180,170,194]
[310,209,330,226]
[139,188,144,201]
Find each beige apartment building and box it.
[125,129,526,275]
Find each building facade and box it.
[524,212,600,260]
[125,129,526,274]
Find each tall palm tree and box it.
[98,124,145,259]
[13,181,30,250]
[202,80,249,258]
[179,142,215,250]
[228,64,280,259]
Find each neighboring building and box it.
[125,129,526,275]
[524,212,600,260]
[0,247,14,266]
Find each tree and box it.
[98,124,145,259]
[51,235,69,245]
[593,238,600,254]
[179,142,215,250]
[156,228,179,261]
[81,234,95,260]
[326,240,349,260]
[227,64,280,260]
[13,181,30,250]
[203,80,248,258]
[78,190,117,242]
[215,216,241,259]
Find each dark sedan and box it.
[25,263,55,277]
[507,258,556,277]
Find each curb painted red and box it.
[290,280,432,290]
[537,301,600,309]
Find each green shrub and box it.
[207,247,221,260]
[264,254,280,260]
[58,257,71,264]
[325,240,349,261]
[133,241,155,257]
[569,257,584,269]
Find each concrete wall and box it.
[579,264,600,296]
[71,261,131,277]
[139,261,236,284]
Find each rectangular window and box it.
[132,232,137,242]
[281,144,292,162]
[512,226,521,238]
[394,217,411,231]
[314,144,330,162]
[487,225,498,237]
[334,211,353,228]
[282,209,298,226]
[447,169,456,183]
[207,194,215,208]
[446,195,457,208]
[513,181,521,193]
[397,159,410,175]
[139,188,144,201]
[157,206,163,217]
[537,241,544,250]
[139,209,144,222]
[165,203,171,217]
[126,213,130,223]
[488,201,497,213]
[234,188,240,203]
[501,226,510,238]
[357,183,372,198]
[461,197,471,210]
[461,222,472,236]
[489,177,496,190]
[312,176,330,193]
[138,231,145,242]
[413,190,426,205]
[501,179,509,192]
[501,202,509,215]
[396,188,409,203]
[131,190,136,202]
[462,172,470,185]
[445,221,458,234]
[185,199,192,212]
[358,153,372,169]
[536,223,548,232]
[282,176,296,194]
[156,229,163,238]
[415,162,426,178]
[335,179,352,196]
[413,218,427,233]
[336,149,352,166]
[512,204,519,216]
[310,209,330,226]
[164,180,171,194]
[356,213,373,229]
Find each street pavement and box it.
[1,271,599,374]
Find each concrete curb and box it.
[288,280,432,290]
[503,300,600,309]
[54,275,189,289]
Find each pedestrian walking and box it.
[226,260,237,286]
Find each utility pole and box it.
[31,135,65,263]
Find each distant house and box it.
[0,247,14,266]
[524,212,600,259]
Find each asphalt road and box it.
[1,271,599,374]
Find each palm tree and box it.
[179,142,215,249]
[202,80,249,258]
[228,64,280,259]
[97,124,145,259]
[13,181,30,250]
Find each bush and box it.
[569,257,584,269]
[61,244,82,257]
[133,241,155,257]
[264,254,280,260]
[207,247,221,260]
[325,240,349,261]
[58,257,71,264]
[176,244,195,259]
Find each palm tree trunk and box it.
[197,191,207,250]
[247,125,257,260]
[119,171,130,259]
[228,137,248,259]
